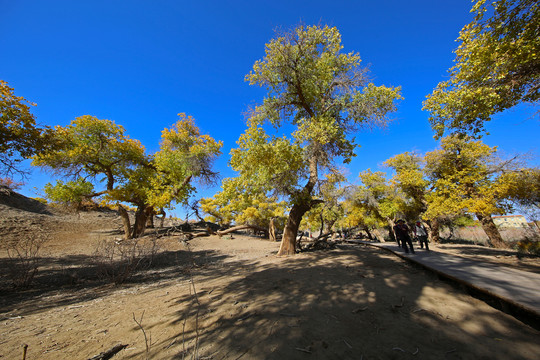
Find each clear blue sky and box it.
[2,0,538,217]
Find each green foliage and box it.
[516,239,540,256]
[498,168,540,209]
[383,152,428,219]
[200,177,287,229]
[423,0,539,137]
[33,115,146,191]
[44,178,94,209]
[423,135,512,219]
[303,172,347,232]
[234,24,401,253]
[451,215,476,227]
[244,24,402,167]
[34,114,222,237]
[346,170,403,228]
[0,80,56,176]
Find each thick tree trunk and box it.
[216,224,267,237]
[476,213,507,248]
[278,156,319,256]
[325,220,336,238]
[117,204,132,240]
[269,218,277,242]
[146,209,155,228]
[278,203,310,255]
[364,226,373,240]
[159,209,166,228]
[372,228,386,242]
[426,218,440,244]
[132,205,153,238]
[385,219,398,243]
[318,212,324,238]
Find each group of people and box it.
[392,219,430,254]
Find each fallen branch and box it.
[133,311,151,360]
[87,344,128,360]
[216,224,266,237]
[392,296,405,309]
[352,306,368,313]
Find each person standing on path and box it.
[393,219,415,254]
[414,221,429,251]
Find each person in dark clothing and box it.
[414,221,429,251]
[393,219,415,254]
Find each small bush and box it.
[0,177,23,191]
[93,237,159,284]
[5,233,48,288]
[516,239,540,257]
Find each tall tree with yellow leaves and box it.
[34,114,222,238]
[423,0,539,138]
[234,24,402,255]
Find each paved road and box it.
[353,241,540,317]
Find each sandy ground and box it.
[1,194,539,360]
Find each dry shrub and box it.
[5,233,48,288]
[93,237,159,284]
[516,239,540,257]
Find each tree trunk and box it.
[159,208,166,228]
[364,226,373,240]
[325,220,336,238]
[132,205,153,238]
[117,204,132,240]
[278,156,319,256]
[476,213,507,248]
[145,209,155,228]
[216,224,267,237]
[385,219,398,243]
[269,218,277,242]
[372,228,385,242]
[426,218,440,244]
[278,203,309,255]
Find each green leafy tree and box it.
[347,170,406,242]
[34,114,222,238]
[44,178,95,210]
[200,177,288,238]
[423,0,539,137]
[423,135,519,248]
[303,172,347,237]
[0,80,56,176]
[383,152,441,242]
[497,168,540,220]
[234,24,402,255]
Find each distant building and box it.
[492,215,528,228]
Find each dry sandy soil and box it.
[1,190,539,360]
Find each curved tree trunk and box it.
[278,202,310,255]
[132,205,153,238]
[117,204,132,240]
[159,208,166,228]
[426,218,440,244]
[269,218,277,242]
[278,157,320,256]
[476,213,507,248]
[363,226,373,240]
[216,224,267,237]
[372,228,385,242]
[146,209,155,228]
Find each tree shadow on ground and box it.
[137,244,540,360]
[0,248,234,317]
